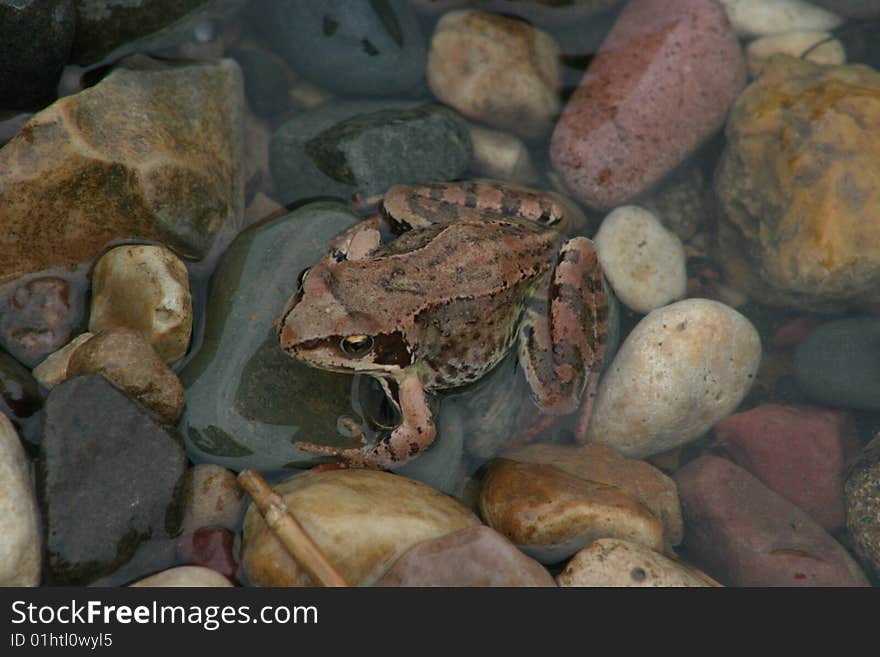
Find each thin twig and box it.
[237,469,348,587]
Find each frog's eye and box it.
[340,335,374,358]
[297,267,311,289]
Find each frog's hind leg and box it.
[295,373,436,470]
[518,237,609,442]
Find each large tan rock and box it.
[241,469,479,587]
[716,55,880,311]
[0,56,244,286]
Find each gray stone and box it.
[844,434,880,578]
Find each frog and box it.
[277,180,610,469]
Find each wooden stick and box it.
[237,469,348,587]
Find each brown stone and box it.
[503,443,683,546]
[0,56,244,286]
[67,328,184,423]
[479,459,664,564]
[716,55,880,311]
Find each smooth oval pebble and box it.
[0,413,41,586]
[89,244,193,364]
[587,299,761,457]
[557,538,714,587]
[31,333,94,390]
[550,0,745,210]
[129,566,233,587]
[594,205,687,314]
[241,469,479,586]
[178,464,244,533]
[719,0,842,37]
[746,31,846,77]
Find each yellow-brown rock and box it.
[478,459,664,564]
[716,55,880,311]
[0,56,244,286]
[241,469,479,587]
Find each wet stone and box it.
[179,201,365,472]
[39,374,187,585]
[270,101,471,204]
[178,464,244,533]
[254,0,427,97]
[0,0,75,110]
[0,413,41,586]
[845,434,880,578]
[0,350,41,430]
[0,277,84,368]
[228,45,293,117]
[129,565,233,587]
[176,528,240,583]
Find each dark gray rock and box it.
[0,0,75,110]
[252,0,427,97]
[794,318,880,410]
[0,350,41,430]
[270,101,471,204]
[39,374,187,585]
[228,45,291,117]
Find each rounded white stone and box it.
[594,205,687,314]
[129,566,233,587]
[719,0,842,38]
[31,332,95,389]
[746,31,846,77]
[557,538,715,587]
[468,125,539,185]
[0,413,41,586]
[586,299,761,458]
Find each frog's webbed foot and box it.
[295,374,436,470]
[518,237,609,441]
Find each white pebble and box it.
[31,333,95,389]
[586,299,761,458]
[594,205,686,314]
[179,464,244,533]
[747,31,846,77]
[129,566,233,587]
[468,125,539,185]
[0,413,41,586]
[719,0,842,38]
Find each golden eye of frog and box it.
[278,180,609,469]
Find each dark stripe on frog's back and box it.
[408,281,536,391]
[326,219,557,325]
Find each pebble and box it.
[811,0,880,17]
[715,404,860,531]
[178,464,244,533]
[479,459,664,564]
[0,276,85,368]
[845,434,880,578]
[675,455,869,586]
[641,164,709,241]
[557,538,714,587]
[0,0,75,110]
[241,469,479,586]
[468,125,539,186]
[794,318,880,410]
[89,245,193,364]
[0,350,41,430]
[39,375,187,585]
[66,328,185,423]
[0,57,244,285]
[176,528,240,583]
[179,202,364,472]
[594,205,687,314]
[376,526,555,587]
[719,0,842,38]
[228,44,293,117]
[0,413,40,586]
[129,566,233,588]
[715,57,880,311]
[503,443,683,546]
[31,333,94,389]
[550,0,745,210]
[270,101,471,204]
[746,31,846,77]
[427,10,561,139]
[254,0,427,97]
[587,299,762,458]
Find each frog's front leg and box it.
[518,237,609,441]
[295,372,436,469]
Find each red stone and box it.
[674,455,868,586]
[550,0,745,210]
[714,404,860,531]
[176,528,240,583]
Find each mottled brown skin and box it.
[278,181,609,469]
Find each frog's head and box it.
[277,260,413,379]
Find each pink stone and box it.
[714,404,860,531]
[674,456,868,586]
[550,0,745,210]
[770,316,820,348]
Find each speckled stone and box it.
[551,0,745,210]
[31,333,94,389]
[178,464,244,532]
[844,434,880,578]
